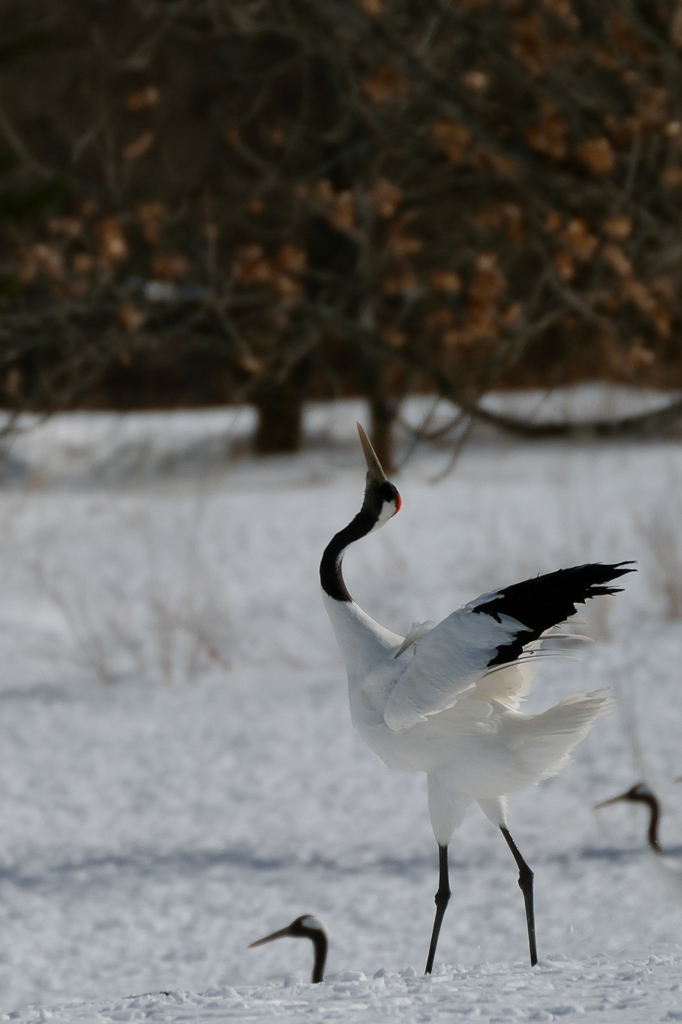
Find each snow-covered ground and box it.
[0,388,681,1021]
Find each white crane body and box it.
[320,424,634,971]
[325,591,611,825]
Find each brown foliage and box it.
[362,64,411,104]
[2,0,682,451]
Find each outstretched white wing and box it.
[471,659,537,711]
[383,562,633,732]
[393,620,437,659]
[383,605,526,731]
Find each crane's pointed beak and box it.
[357,422,388,483]
[593,792,628,810]
[248,925,294,948]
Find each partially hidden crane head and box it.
[356,423,401,531]
[594,782,663,855]
[248,914,328,983]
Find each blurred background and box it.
[1,0,682,465]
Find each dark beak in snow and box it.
[357,423,388,484]
[593,783,650,809]
[248,925,295,948]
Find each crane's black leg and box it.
[425,844,450,974]
[501,826,537,966]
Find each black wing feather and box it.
[472,561,635,666]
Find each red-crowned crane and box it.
[595,783,682,885]
[249,915,328,983]
[320,423,633,973]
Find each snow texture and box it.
[0,388,679,1022]
[8,955,682,1023]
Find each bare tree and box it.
[2,0,682,464]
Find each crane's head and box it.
[248,915,328,983]
[357,423,401,531]
[248,914,326,947]
[594,781,663,856]
[594,782,654,809]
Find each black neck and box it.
[311,931,328,983]
[320,506,376,603]
[636,794,662,854]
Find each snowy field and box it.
[0,389,681,1021]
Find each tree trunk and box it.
[253,385,303,453]
[253,378,305,454]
